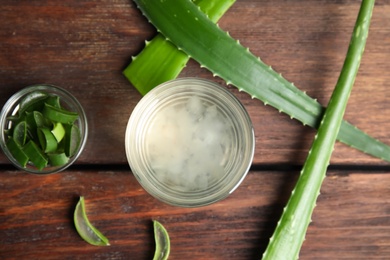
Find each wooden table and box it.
[1,1,389,259]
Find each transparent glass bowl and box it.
[0,84,88,174]
[125,78,254,207]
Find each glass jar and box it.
[0,84,88,174]
[125,78,254,207]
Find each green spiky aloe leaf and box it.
[132,0,390,162]
[123,0,236,95]
[262,1,374,259]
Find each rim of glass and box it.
[125,77,255,207]
[0,84,88,174]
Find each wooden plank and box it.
[0,169,390,259]
[0,1,389,259]
[0,0,389,166]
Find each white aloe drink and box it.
[146,95,234,192]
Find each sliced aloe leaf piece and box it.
[45,95,61,108]
[133,0,390,162]
[12,121,28,146]
[25,111,51,142]
[51,122,65,143]
[42,103,79,124]
[6,138,29,167]
[6,113,27,138]
[26,111,48,129]
[37,127,58,153]
[23,140,48,170]
[18,90,48,115]
[74,196,110,246]
[47,152,69,166]
[153,220,170,260]
[64,124,81,157]
[25,112,38,132]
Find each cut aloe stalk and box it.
[6,138,29,167]
[18,91,48,115]
[51,122,65,143]
[45,95,61,108]
[12,121,28,146]
[63,124,81,157]
[37,127,58,153]
[48,152,69,166]
[133,0,390,162]
[74,196,110,246]
[153,220,170,260]
[23,140,48,170]
[42,103,79,124]
[123,0,236,95]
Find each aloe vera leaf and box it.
[262,1,374,259]
[123,0,236,95]
[132,0,390,162]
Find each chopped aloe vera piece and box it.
[25,112,38,130]
[64,124,81,157]
[23,140,48,170]
[37,127,58,153]
[153,220,170,260]
[26,111,47,128]
[18,91,48,115]
[47,152,69,166]
[45,95,61,108]
[12,121,28,146]
[37,111,51,128]
[6,113,27,137]
[74,196,110,246]
[51,122,65,143]
[6,138,29,167]
[42,103,79,124]
[26,111,53,141]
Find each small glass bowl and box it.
[125,78,254,207]
[0,84,88,174]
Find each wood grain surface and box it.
[0,0,390,259]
